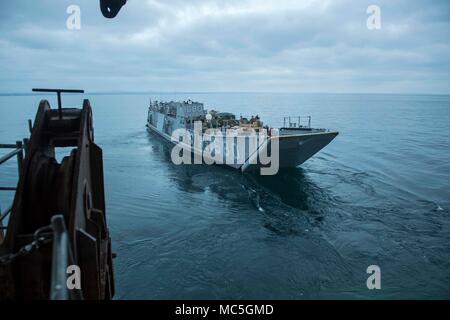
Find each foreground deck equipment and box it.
[0,89,114,299]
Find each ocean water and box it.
[0,93,449,299]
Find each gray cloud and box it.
[0,0,449,93]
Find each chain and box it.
[0,225,53,265]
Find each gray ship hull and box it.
[242,131,338,172]
[147,119,338,173]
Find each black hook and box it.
[100,0,127,19]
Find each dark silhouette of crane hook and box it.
[100,0,127,18]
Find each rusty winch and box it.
[0,89,114,300]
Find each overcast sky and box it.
[0,0,449,94]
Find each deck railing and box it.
[283,116,311,129]
[0,140,26,239]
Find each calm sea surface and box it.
[1,93,449,299]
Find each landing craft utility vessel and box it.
[146,100,338,173]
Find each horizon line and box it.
[1,90,450,97]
